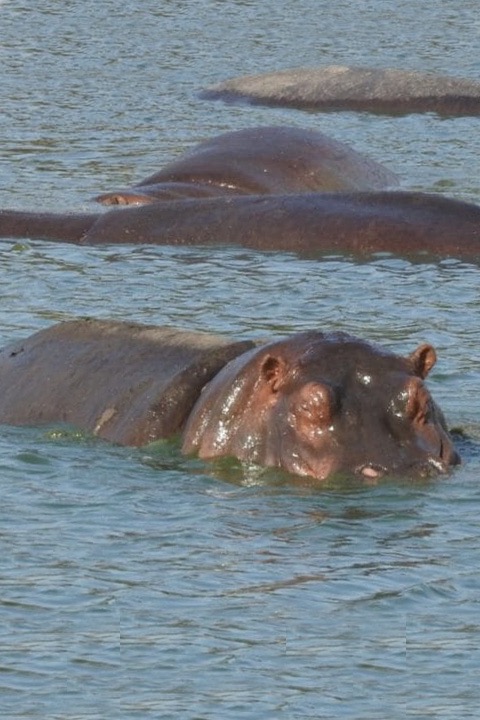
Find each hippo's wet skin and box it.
[1,191,479,261]
[94,125,398,206]
[202,66,480,117]
[0,319,460,482]
[0,124,478,260]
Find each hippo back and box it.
[0,320,254,446]
[95,126,398,205]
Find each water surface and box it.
[1,1,480,718]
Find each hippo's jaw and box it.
[266,396,461,483]
[353,433,461,481]
[277,446,460,483]
[278,447,459,484]
[356,455,456,482]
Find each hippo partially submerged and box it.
[94,125,398,206]
[1,191,479,261]
[201,66,480,116]
[0,124,479,261]
[0,319,459,481]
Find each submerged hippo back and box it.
[144,126,399,193]
[202,66,480,116]
[95,125,398,205]
[0,320,253,445]
[182,330,459,481]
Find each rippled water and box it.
[1,1,480,718]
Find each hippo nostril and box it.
[441,441,461,468]
[358,463,386,479]
[451,449,461,466]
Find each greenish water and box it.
[0,1,480,718]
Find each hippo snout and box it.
[358,445,460,481]
[356,459,444,481]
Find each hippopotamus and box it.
[201,66,480,116]
[1,191,480,261]
[0,319,460,481]
[94,125,398,206]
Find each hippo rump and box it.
[201,66,480,116]
[0,319,459,482]
[93,125,398,206]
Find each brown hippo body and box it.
[82,191,480,259]
[0,125,477,260]
[94,126,398,206]
[202,66,480,116]
[0,319,459,481]
[1,191,479,261]
[0,320,253,446]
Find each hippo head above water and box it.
[182,331,460,481]
[0,321,460,483]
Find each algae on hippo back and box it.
[0,319,460,483]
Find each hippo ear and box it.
[409,343,437,379]
[94,190,154,206]
[260,355,288,392]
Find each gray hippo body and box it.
[0,319,460,481]
[1,191,479,261]
[202,66,480,116]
